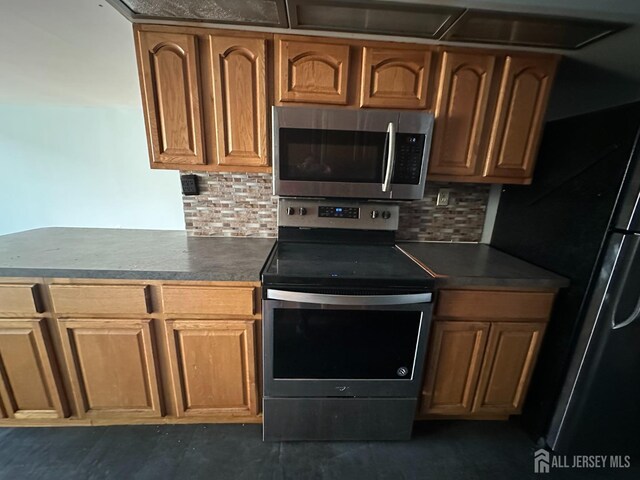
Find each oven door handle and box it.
[382,122,396,193]
[266,289,432,306]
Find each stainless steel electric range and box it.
[261,198,435,441]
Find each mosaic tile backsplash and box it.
[182,172,490,242]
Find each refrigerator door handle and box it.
[610,234,640,329]
[612,296,640,329]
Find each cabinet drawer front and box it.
[0,284,42,314]
[162,286,255,316]
[50,285,151,315]
[436,290,555,320]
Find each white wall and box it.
[0,104,184,235]
[0,0,185,235]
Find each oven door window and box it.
[272,308,422,380]
[279,128,388,183]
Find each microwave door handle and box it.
[382,122,396,192]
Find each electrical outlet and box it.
[437,188,451,206]
[180,174,199,196]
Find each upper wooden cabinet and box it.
[428,52,495,176]
[429,51,559,184]
[135,26,271,172]
[360,47,433,109]
[483,55,558,180]
[136,31,206,167]
[133,26,560,182]
[276,37,351,105]
[207,36,269,167]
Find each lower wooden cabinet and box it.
[420,321,489,415]
[473,322,546,414]
[164,319,258,417]
[420,288,555,419]
[57,318,163,419]
[0,319,68,420]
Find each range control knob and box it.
[382,211,391,220]
[299,207,307,216]
[286,207,296,216]
[370,210,379,219]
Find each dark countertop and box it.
[0,228,566,288]
[0,228,274,282]
[398,242,569,289]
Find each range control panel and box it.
[278,199,400,231]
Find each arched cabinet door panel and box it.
[136,31,206,167]
[208,36,268,167]
[484,55,558,180]
[277,37,351,105]
[360,47,433,109]
[428,52,495,176]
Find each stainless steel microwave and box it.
[272,106,434,200]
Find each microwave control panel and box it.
[278,199,399,231]
[392,133,426,185]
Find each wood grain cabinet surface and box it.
[360,47,432,109]
[420,288,555,420]
[428,51,495,176]
[136,31,206,167]
[207,35,269,167]
[0,319,68,420]
[0,284,43,314]
[483,55,558,180]
[58,318,163,419]
[429,51,559,184]
[164,319,258,417]
[277,37,351,105]
[421,321,489,415]
[473,322,546,414]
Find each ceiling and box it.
[0,0,639,118]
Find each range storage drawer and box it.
[162,286,255,316]
[49,284,151,315]
[0,284,43,313]
[435,289,555,320]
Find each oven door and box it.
[263,289,433,398]
[272,106,433,200]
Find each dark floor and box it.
[0,421,637,480]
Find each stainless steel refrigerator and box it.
[491,102,640,455]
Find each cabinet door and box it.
[164,319,258,417]
[58,318,162,418]
[428,52,495,176]
[0,319,68,419]
[483,55,558,180]
[473,322,546,415]
[136,31,206,167]
[360,47,432,109]
[277,37,350,105]
[208,36,268,167]
[421,321,490,415]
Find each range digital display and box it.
[318,206,360,219]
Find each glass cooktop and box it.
[261,242,434,289]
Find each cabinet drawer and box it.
[162,286,255,316]
[436,290,555,320]
[50,284,151,315]
[0,284,43,314]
